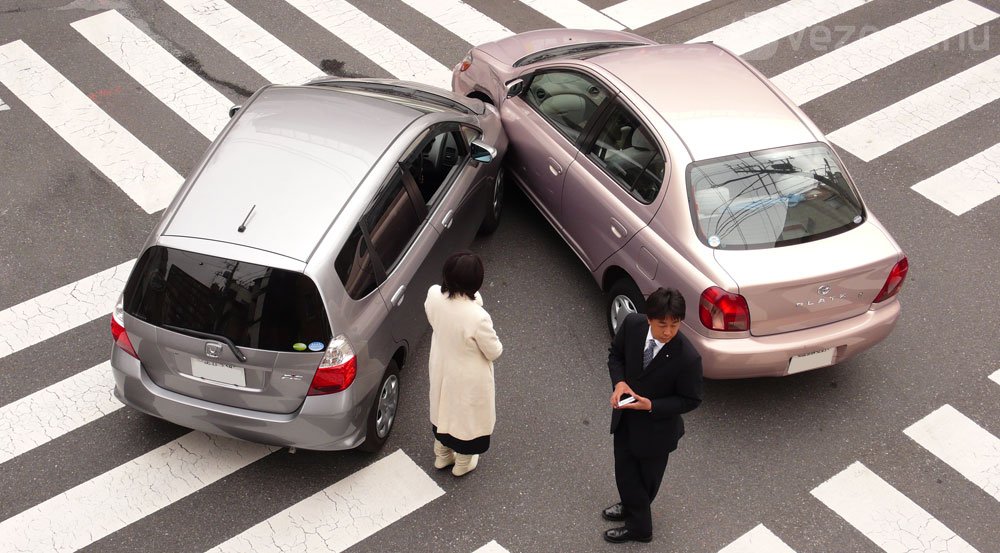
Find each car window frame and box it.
[358,166,428,284]
[399,122,472,212]
[518,67,617,149]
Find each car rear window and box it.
[123,246,332,352]
[687,143,865,250]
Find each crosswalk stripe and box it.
[518,0,625,31]
[904,404,1000,502]
[910,142,1000,215]
[0,361,121,465]
[770,0,998,105]
[688,0,867,56]
[400,0,514,46]
[991,369,1000,386]
[72,10,232,140]
[602,0,710,30]
[0,97,8,111]
[718,524,797,553]
[283,0,451,89]
[0,259,134,360]
[163,0,322,85]
[0,432,277,553]
[472,540,511,553]
[0,40,184,213]
[811,461,980,553]
[829,55,1000,162]
[206,449,443,553]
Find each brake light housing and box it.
[111,295,139,359]
[699,287,750,331]
[457,50,473,72]
[308,335,357,395]
[873,256,909,303]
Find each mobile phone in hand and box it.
[617,394,636,407]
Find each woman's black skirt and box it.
[432,425,490,455]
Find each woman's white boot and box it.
[433,440,455,470]
[452,454,479,477]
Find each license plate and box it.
[787,347,837,375]
[191,358,247,387]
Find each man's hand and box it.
[610,381,633,409]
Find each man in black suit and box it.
[603,287,703,544]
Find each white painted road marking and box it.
[0,259,134,360]
[602,0,710,30]
[911,142,1000,215]
[904,404,1000,502]
[718,524,798,553]
[72,9,232,140]
[472,541,511,553]
[991,369,1000,386]
[771,0,998,105]
[829,55,1000,161]
[0,97,8,111]
[0,361,121,465]
[811,461,980,553]
[163,0,322,85]
[206,449,444,553]
[0,40,184,213]
[0,432,277,553]
[400,0,513,46]
[283,0,451,89]
[518,0,624,30]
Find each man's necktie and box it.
[643,338,656,368]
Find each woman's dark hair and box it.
[441,251,484,300]
[644,287,686,321]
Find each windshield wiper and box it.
[163,324,248,363]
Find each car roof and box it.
[163,85,424,263]
[589,43,817,161]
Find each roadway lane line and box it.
[518,0,624,30]
[910,142,1000,215]
[163,0,322,85]
[603,0,710,30]
[991,369,1000,385]
[829,55,1000,161]
[811,461,980,553]
[0,40,184,213]
[399,0,513,46]
[283,0,451,88]
[0,432,277,553]
[688,0,868,56]
[72,10,232,140]
[770,0,998,105]
[472,541,511,553]
[0,361,121,465]
[206,449,444,553]
[0,259,134,360]
[0,97,8,111]
[718,524,797,553]
[904,404,1000,502]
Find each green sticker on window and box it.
[292,342,307,351]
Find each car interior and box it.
[528,71,608,137]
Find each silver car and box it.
[110,78,507,451]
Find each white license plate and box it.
[191,358,247,387]
[787,347,837,375]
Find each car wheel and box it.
[477,165,504,236]
[607,278,645,337]
[359,361,400,452]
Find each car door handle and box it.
[441,209,454,229]
[390,285,406,306]
[548,158,563,176]
[610,218,627,239]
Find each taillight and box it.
[458,50,472,72]
[111,295,139,359]
[873,256,909,303]
[699,286,750,331]
[308,336,357,395]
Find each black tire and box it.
[477,165,505,236]
[359,361,400,453]
[606,278,645,337]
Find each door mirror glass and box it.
[504,79,524,98]
[470,140,496,163]
[228,105,241,118]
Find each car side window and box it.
[402,126,469,206]
[586,103,665,203]
[525,70,610,143]
[335,225,377,300]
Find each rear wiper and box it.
[163,324,248,363]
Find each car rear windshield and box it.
[687,143,865,250]
[123,246,332,352]
[513,42,644,67]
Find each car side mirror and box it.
[470,140,497,163]
[504,79,524,99]
[228,105,241,118]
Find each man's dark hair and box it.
[441,251,484,300]
[644,287,686,321]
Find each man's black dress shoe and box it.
[603,527,652,544]
[602,502,627,521]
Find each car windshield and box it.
[687,143,865,250]
[123,246,332,351]
[513,41,644,67]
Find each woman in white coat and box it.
[424,251,503,476]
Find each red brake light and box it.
[873,256,909,303]
[699,287,750,331]
[458,51,472,72]
[111,295,139,359]
[308,336,357,395]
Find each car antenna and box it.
[237,204,256,233]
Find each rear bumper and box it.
[110,348,372,451]
[692,300,901,379]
